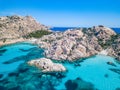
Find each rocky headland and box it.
[33,25,120,61]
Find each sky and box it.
[0,0,120,27]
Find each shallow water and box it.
[57,55,120,90]
[0,42,44,80]
[0,43,120,90]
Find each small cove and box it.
[0,42,120,90]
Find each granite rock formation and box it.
[27,58,66,72]
[0,15,49,41]
[34,26,117,61]
[107,34,120,60]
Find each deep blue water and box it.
[51,27,75,32]
[112,28,120,33]
[0,43,120,90]
[51,27,120,33]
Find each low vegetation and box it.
[24,30,52,38]
[98,34,120,49]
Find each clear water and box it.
[0,42,44,80]
[57,55,120,90]
[0,43,120,90]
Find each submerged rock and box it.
[27,58,66,72]
[65,77,96,90]
[3,47,44,64]
[0,49,7,55]
[109,68,120,75]
[104,74,109,78]
[107,61,117,67]
[8,86,21,90]
[0,86,7,90]
[8,72,19,77]
[0,74,3,79]
[116,88,120,90]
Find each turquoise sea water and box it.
[0,43,120,90]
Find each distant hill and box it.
[0,15,50,40]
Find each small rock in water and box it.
[27,58,66,72]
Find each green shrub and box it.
[3,38,6,43]
[98,34,120,49]
[24,30,52,38]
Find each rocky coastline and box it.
[33,25,120,61]
[0,15,120,72]
[0,15,50,46]
[0,38,26,46]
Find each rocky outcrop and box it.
[27,58,66,72]
[33,26,117,61]
[83,26,116,41]
[93,26,116,40]
[0,15,49,41]
[107,34,120,60]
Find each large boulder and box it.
[27,58,66,72]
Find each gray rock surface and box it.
[27,58,66,72]
[107,34,120,60]
[0,15,49,40]
[34,26,117,61]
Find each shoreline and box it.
[0,38,27,47]
[0,37,119,62]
